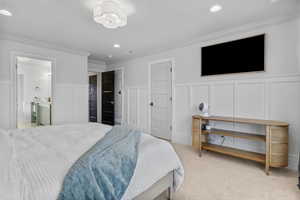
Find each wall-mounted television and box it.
[201,34,265,76]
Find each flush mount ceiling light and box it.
[94,0,127,29]
[0,9,12,16]
[113,44,121,48]
[210,4,222,13]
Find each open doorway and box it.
[16,56,52,129]
[100,69,123,126]
[88,69,123,125]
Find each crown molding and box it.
[88,58,106,66]
[109,13,300,66]
[0,33,91,57]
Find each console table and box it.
[192,115,289,175]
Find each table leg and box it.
[265,125,270,175]
[199,119,202,157]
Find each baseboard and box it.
[288,154,299,171]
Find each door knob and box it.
[150,102,154,106]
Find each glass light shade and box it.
[94,0,127,29]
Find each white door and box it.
[150,60,172,140]
[115,69,122,124]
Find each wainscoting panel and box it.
[125,87,149,133]
[123,75,300,169]
[174,86,192,145]
[174,75,300,169]
[0,81,11,129]
[269,80,300,166]
[72,85,89,123]
[236,82,266,119]
[190,84,210,112]
[53,84,89,125]
[138,88,149,133]
[53,84,74,124]
[210,83,235,117]
[127,88,138,127]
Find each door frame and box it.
[103,67,125,125]
[148,58,175,141]
[10,51,56,128]
[88,73,98,122]
[110,67,125,125]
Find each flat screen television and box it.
[201,34,265,76]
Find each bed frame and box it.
[134,171,174,200]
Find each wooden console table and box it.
[192,115,289,175]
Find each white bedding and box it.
[3,123,184,200]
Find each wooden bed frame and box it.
[134,171,174,200]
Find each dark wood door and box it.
[102,71,115,125]
[89,75,98,122]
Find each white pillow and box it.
[0,129,14,200]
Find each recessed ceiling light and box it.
[108,55,113,58]
[210,4,222,13]
[0,9,12,16]
[113,44,121,48]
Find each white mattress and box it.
[4,123,184,200]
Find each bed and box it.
[0,123,184,200]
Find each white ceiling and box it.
[1,0,299,64]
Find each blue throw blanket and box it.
[58,126,141,200]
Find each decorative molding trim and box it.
[289,154,299,171]
[109,14,300,65]
[175,73,300,87]
[56,83,89,88]
[0,80,11,85]
[0,33,90,57]
[88,59,106,65]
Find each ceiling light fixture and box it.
[108,54,113,58]
[210,4,222,13]
[0,9,12,16]
[113,44,120,48]
[94,0,127,29]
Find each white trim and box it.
[0,80,11,85]
[103,67,125,125]
[148,58,175,141]
[288,154,299,171]
[175,73,300,87]
[1,34,90,57]
[88,67,106,73]
[108,14,300,65]
[10,51,57,128]
[116,68,125,125]
[88,59,106,66]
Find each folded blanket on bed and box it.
[58,126,141,200]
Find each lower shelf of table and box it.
[202,144,266,164]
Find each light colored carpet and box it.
[157,144,299,200]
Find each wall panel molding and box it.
[123,74,300,169]
[52,83,88,125]
[0,81,11,129]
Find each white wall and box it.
[0,39,89,129]
[88,60,106,72]
[108,17,300,169]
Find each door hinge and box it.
[170,68,172,72]
[169,97,172,101]
[170,125,172,131]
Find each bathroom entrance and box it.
[16,56,52,128]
